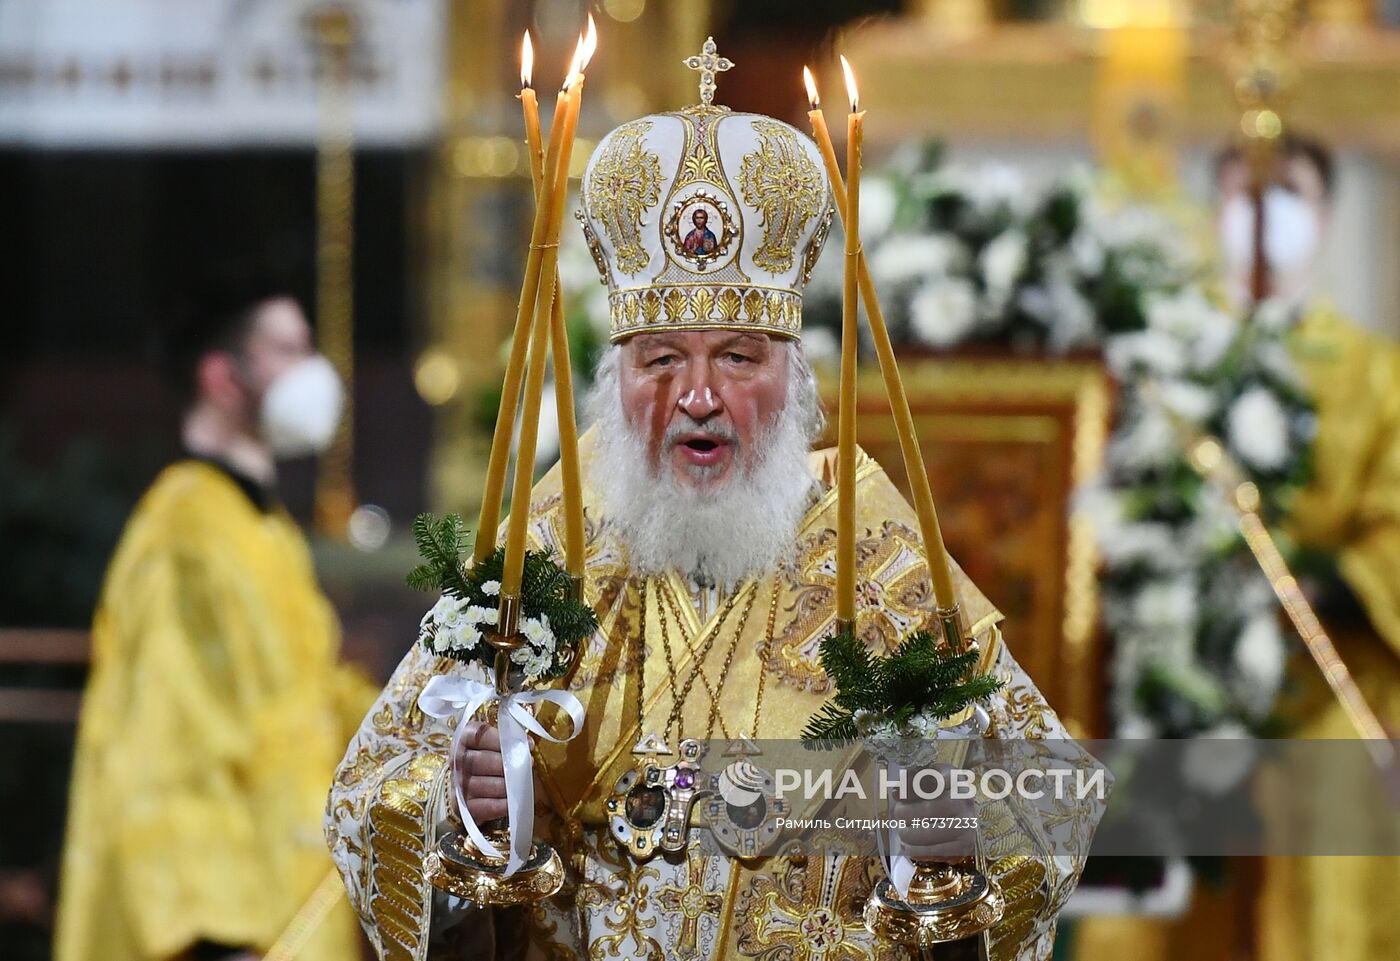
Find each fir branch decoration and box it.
[407,512,598,682]
[801,627,1003,743]
[406,513,471,595]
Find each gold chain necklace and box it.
[632,578,742,743]
[657,574,783,740]
[691,576,788,861]
[655,579,729,737]
[656,577,757,742]
[608,574,778,860]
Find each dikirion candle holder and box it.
[862,683,1005,958]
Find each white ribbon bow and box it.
[418,670,585,876]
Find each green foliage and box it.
[407,512,597,679]
[801,627,1003,743]
[406,512,472,594]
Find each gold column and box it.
[1086,0,1187,196]
[308,5,358,535]
[1230,0,1301,304]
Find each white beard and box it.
[586,343,823,590]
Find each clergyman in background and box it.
[54,262,376,961]
[1216,134,1400,961]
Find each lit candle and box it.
[475,30,568,564]
[501,17,596,599]
[516,31,585,580]
[837,55,862,627]
[805,63,959,615]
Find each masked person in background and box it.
[55,262,377,961]
[1216,135,1400,961]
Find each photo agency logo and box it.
[771,763,1110,803]
[675,737,1112,860]
[691,738,1400,859]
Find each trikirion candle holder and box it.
[424,602,567,906]
[862,605,1005,958]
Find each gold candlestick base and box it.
[424,829,565,905]
[864,860,1005,955]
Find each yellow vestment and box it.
[1257,306,1400,961]
[56,461,374,961]
[325,442,1094,961]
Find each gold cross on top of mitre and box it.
[683,36,733,106]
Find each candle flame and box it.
[520,31,533,90]
[839,54,859,113]
[562,42,581,92]
[581,13,598,71]
[802,65,819,110]
[562,14,598,92]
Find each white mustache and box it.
[664,413,738,446]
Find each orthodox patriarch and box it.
[326,49,1095,961]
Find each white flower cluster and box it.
[417,581,562,681]
[853,707,956,741]
[1090,308,1307,734]
[510,613,559,678]
[418,587,500,657]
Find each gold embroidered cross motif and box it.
[585,119,663,276]
[735,855,877,960]
[682,36,733,106]
[656,849,725,959]
[739,119,825,273]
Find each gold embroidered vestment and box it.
[325,445,1092,960]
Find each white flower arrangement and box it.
[1227,387,1292,473]
[909,276,978,347]
[805,147,1316,737]
[408,516,598,684]
[418,594,498,657]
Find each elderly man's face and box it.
[619,330,789,490]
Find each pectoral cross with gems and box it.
[682,37,733,106]
[607,734,713,859]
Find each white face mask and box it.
[259,355,345,457]
[1219,187,1321,274]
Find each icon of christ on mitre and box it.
[326,52,1096,961]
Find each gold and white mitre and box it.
[578,44,835,343]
